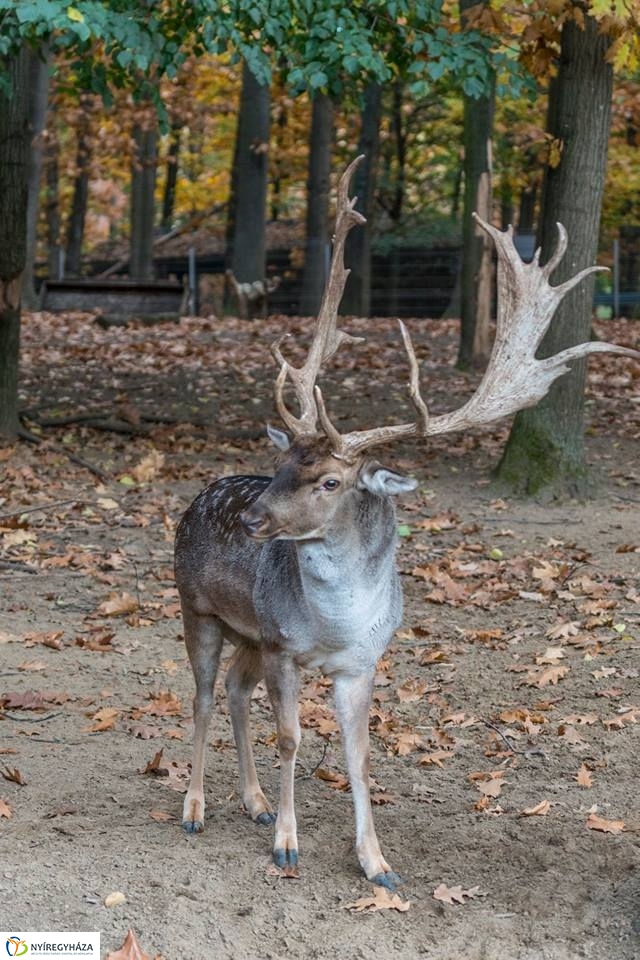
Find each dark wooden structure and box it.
[40,278,186,319]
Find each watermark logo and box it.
[5,938,28,958]
[1,934,98,959]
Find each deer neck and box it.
[294,490,397,594]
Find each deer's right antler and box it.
[272,156,639,461]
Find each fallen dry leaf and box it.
[576,764,593,788]
[149,809,174,822]
[417,749,455,768]
[17,659,47,672]
[370,791,399,805]
[396,677,435,703]
[535,646,565,665]
[344,886,411,913]
[132,690,182,718]
[524,665,570,688]
[314,768,349,791]
[476,778,504,798]
[3,529,37,547]
[521,800,551,816]
[1,689,70,710]
[593,666,618,681]
[394,731,426,756]
[546,620,580,640]
[0,798,12,818]
[139,748,190,793]
[23,630,65,650]
[131,449,165,483]
[586,813,625,835]
[557,724,587,746]
[433,882,482,905]
[97,592,139,617]
[83,707,119,732]
[105,928,159,960]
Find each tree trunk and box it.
[271,95,289,222]
[227,60,270,292]
[0,48,30,438]
[129,117,158,280]
[457,0,495,371]
[390,82,406,223]
[495,11,613,496]
[161,121,181,232]
[300,92,334,316]
[342,83,382,317]
[45,130,61,279]
[65,93,94,277]
[23,49,50,308]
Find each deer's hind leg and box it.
[225,642,275,825]
[182,609,224,833]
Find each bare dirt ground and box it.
[1,311,639,960]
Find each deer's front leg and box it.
[333,671,402,891]
[262,649,300,868]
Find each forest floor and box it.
[1,311,639,960]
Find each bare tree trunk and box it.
[342,83,382,317]
[300,92,334,316]
[495,10,613,496]
[129,115,158,280]
[271,95,289,222]
[65,93,94,277]
[386,82,406,317]
[457,0,494,371]
[23,49,50,308]
[518,182,537,232]
[45,128,61,279]
[161,121,181,232]
[227,60,269,293]
[0,48,30,438]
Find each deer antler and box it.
[273,159,638,461]
[323,215,638,456]
[272,154,367,436]
[422,216,639,436]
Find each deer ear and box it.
[357,461,418,496]
[267,423,291,452]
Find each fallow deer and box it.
[175,156,637,890]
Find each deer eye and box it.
[321,478,341,491]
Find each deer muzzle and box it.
[239,504,273,540]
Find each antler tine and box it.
[320,320,431,462]
[418,214,640,436]
[272,155,367,438]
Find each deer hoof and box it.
[273,847,298,868]
[370,870,403,892]
[255,811,277,826]
[182,818,204,834]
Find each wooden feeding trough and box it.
[40,278,187,323]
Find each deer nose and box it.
[239,508,269,538]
